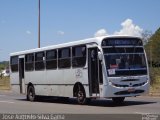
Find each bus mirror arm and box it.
[98,51,103,61]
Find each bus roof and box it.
[10,35,141,56]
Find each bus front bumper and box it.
[101,82,150,98]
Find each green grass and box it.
[149,68,160,96]
[0,76,11,90]
[150,76,160,91]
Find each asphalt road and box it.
[0,91,160,120]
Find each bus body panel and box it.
[46,70,63,84]
[10,72,20,93]
[10,72,19,85]
[24,68,89,97]
[12,85,21,94]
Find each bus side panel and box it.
[10,72,20,93]
[63,69,75,97]
[34,71,47,95]
[44,70,63,96]
[10,72,19,84]
[24,68,90,98]
[25,71,47,96]
[32,71,47,84]
[46,69,66,96]
[31,69,75,97]
[82,68,89,85]
[25,71,32,89]
[84,85,89,97]
[63,69,75,84]
[46,70,63,84]
[12,85,21,94]
[81,68,90,97]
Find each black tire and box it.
[112,97,125,104]
[77,85,88,105]
[27,85,36,102]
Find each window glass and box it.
[10,56,18,72]
[11,56,18,65]
[72,45,86,67]
[25,54,34,71]
[26,54,34,62]
[46,50,57,60]
[46,50,57,69]
[73,46,86,57]
[59,48,70,58]
[58,48,71,68]
[35,52,44,61]
[35,52,45,70]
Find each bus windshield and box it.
[102,38,147,77]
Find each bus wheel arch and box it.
[27,83,36,102]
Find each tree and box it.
[144,28,160,67]
[144,27,160,84]
[142,30,152,45]
[143,30,152,66]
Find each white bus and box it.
[10,35,150,104]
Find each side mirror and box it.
[98,51,103,61]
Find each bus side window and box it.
[35,52,45,70]
[58,47,71,68]
[25,53,34,71]
[10,56,18,72]
[72,45,86,67]
[46,50,57,69]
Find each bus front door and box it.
[88,48,100,96]
[19,57,25,94]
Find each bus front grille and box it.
[112,82,146,88]
[114,90,144,95]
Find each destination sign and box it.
[102,38,143,46]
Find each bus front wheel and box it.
[27,85,36,102]
[112,97,125,104]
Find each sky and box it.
[0,0,160,61]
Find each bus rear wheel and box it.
[27,85,36,102]
[77,85,87,105]
[112,97,125,104]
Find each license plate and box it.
[128,88,135,92]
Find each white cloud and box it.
[114,19,143,37]
[94,19,143,37]
[57,31,65,36]
[94,29,108,37]
[26,30,31,35]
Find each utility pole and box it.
[150,41,152,68]
[38,0,40,48]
